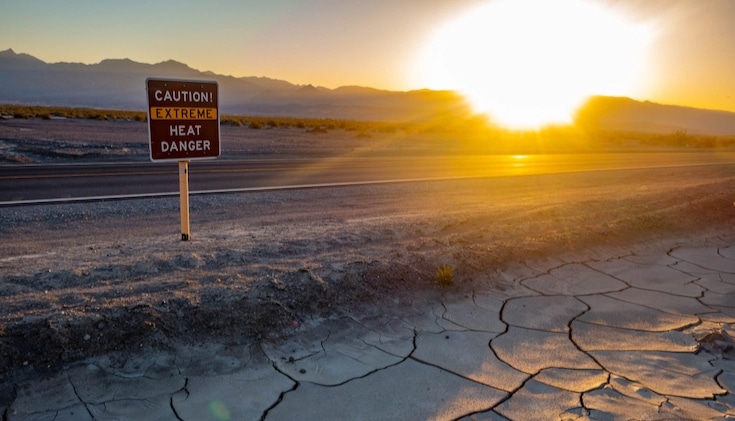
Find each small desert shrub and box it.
[435,264,454,287]
[306,126,328,134]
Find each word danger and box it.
[160,139,212,153]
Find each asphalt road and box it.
[1,152,734,205]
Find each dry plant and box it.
[435,264,454,287]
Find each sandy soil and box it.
[1,119,735,398]
[0,117,493,164]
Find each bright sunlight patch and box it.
[416,0,653,129]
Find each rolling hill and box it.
[575,96,735,136]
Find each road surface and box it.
[1,152,733,205]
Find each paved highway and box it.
[1,152,734,205]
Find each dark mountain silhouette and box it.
[575,96,735,135]
[0,49,469,121]
[1,49,734,133]
[0,48,45,69]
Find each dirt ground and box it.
[1,119,735,401]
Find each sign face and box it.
[146,78,220,161]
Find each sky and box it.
[2,0,735,120]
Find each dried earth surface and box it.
[1,119,735,418]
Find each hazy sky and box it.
[2,0,735,114]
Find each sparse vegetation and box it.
[2,104,735,152]
[218,114,407,134]
[435,264,454,287]
[0,105,147,121]
[306,126,328,134]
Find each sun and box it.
[415,0,653,129]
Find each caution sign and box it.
[146,78,220,161]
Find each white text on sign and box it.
[153,89,214,103]
[160,140,211,153]
[170,125,202,136]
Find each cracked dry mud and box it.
[6,243,735,420]
[2,119,735,419]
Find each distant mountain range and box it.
[0,48,469,122]
[2,48,735,134]
[575,96,735,136]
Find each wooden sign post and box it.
[146,78,220,241]
[179,160,191,241]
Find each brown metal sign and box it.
[146,78,220,161]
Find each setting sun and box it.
[416,0,654,129]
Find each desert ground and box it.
[1,118,735,408]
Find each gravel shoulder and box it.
[2,119,735,397]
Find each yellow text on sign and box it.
[150,107,217,120]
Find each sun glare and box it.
[416,0,653,129]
